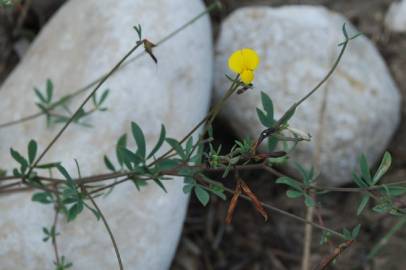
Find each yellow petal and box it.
[228,50,244,74]
[240,69,254,84]
[241,48,259,70]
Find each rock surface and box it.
[0,0,212,269]
[385,0,406,32]
[214,6,401,185]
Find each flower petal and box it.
[241,48,259,70]
[240,69,254,84]
[228,50,244,74]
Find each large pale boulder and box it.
[385,0,406,32]
[214,6,401,185]
[0,0,212,269]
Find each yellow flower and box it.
[228,48,260,85]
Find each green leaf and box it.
[352,172,368,188]
[56,164,74,186]
[131,122,146,160]
[103,155,116,172]
[166,138,186,160]
[372,202,392,214]
[352,224,361,239]
[286,189,303,198]
[117,147,137,170]
[276,176,303,191]
[279,106,296,125]
[56,164,72,181]
[27,140,37,164]
[116,134,127,167]
[152,178,167,193]
[256,108,273,128]
[67,202,84,222]
[183,184,194,194]
[32,192,53,204]
[35,162,61,169]
[155,159,181,171]
[34,87,47,103]
[359,154,372,185]
[10,148,28,170]
[209,182,227,200]
[147,124,166,159]
[185,137,194,157]
[357,194,370,216]
[46,79,53,103]
[194,185,210,206]
[343,228,352,240]
[304,194,315,207]
[261,91,274,120]
[373,151,392,184]
[267,136,278,152]
[99,89,110,105]
[382,186,406,197]
[132,179,147,191]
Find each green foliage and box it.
[373,151,392,185]
[91,89,110,111]
[0,0,13,7]
[166,138,187,160]
[320,231,332,245]
[256,91,275,128]
[147,124,166,159]
[32,192,54,204]
[194,185,210,206]
[342,224,361,240]
[183,176,226,206]
[352,152,397,216]
[42,226,59,242]
[276,167,315,208]
[54,256,73,270]
[34,79,110,127]
[133,24,143,41]
[357,194,370,216]
[131,121,146,160]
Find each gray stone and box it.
[0,0,212,269]
[385,0,406,32]
[214,6,400,185]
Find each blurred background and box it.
[0,0,405,269]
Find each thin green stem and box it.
[82,186,124,270]
[29,42,143,174]
[0,1,222,129]
[367,217,406,259]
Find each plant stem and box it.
[367,217,406,259]
[29,42,143,175]
[217,183,345,239]
[82,186,124,270]
[0,1,222,129]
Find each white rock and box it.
[0,0,212,269]
[385,0,406,32]
[214,6,400,186]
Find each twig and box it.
[0,1,222,129]
[82,186,124,270]
[28,41,143,175]
[214,182,345,239]
[52,202,60,265]
[312,240,354,270]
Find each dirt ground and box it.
[0,0,405,269]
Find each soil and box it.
[1,1,405,269]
